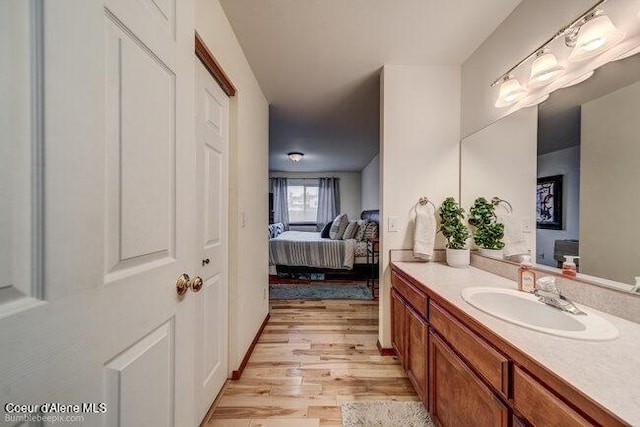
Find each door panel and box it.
[105,320,175,427]
[195,60,229,422]
[0,0,197,426]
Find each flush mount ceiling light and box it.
[494,76,527,108]
[529,50,565,87]
[287,152,304,162]
[568,11,625,62]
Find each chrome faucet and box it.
[534,276,586,315]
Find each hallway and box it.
[204,299,418,426]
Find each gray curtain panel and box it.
[270,177,290,230]
[316,177,341,231]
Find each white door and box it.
[0,0,199,426]
[194,60,229,422]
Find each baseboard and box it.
[231,313,270,380]
[377,339,396,356]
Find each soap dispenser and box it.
[562,256,579,277]
[518,255,536,293]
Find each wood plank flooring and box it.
[204,298,418,426]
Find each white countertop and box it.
[393,261,640,426]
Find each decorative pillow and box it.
[355,220,368,241]
[268,223,284,239]
[363,222,378,240]
[329,213,349,240]
[354,241,368,257]
[342,221,358,240]
[320,221,333,238]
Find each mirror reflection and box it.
[461,52,640,294]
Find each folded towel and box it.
[413,203,436,260]
[496,212,529,257]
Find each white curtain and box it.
[270,177,290,230]
[316,177,340,231]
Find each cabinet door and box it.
[429,331,510,427]
[406,304,429,406]
[391,288,406,362]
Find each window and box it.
[288,184,318,223]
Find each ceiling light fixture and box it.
[288,152,304,162]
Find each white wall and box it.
[461,0,593,137]
[581,80,640,285]
[380,65,460,347]
[196,0,270,374]
[269,171,362,222]
[461,107,537,255]
[361,154,380,211]
[536,146,580,267]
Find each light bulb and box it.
[495,77,527,108]
[529,52,564,87]
[569,14,625,62]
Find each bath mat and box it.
[269,283,372,300]
[341,400,434,427]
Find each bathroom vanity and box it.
[390,261,639,427]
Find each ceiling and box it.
[220,0,522,172]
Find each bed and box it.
[269,210,379,277]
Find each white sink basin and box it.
[461,287,618,341]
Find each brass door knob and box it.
[189,276,203,292]
[176,273,190,297]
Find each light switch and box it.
[388,216,399,232]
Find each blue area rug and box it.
[269,283,373,300]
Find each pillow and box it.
[329,213,349,240]
[342,221,358,240]
[363,222,378,240]
[268,223,284,239]
[355,219,368,241]
[320,221,333,238]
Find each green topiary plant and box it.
[468,197,505,250]
[439,197,470,249]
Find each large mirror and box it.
[461,51,640,294]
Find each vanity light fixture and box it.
[568,12,625,62]
[494,76,527,107]
[490,0,631,109]
[529,50,565,86]
[287,152,304,162]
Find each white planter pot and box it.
[446,248,470,268]
[478,248,504,259]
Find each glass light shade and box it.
[288,152,304,162]
[494,78,527,107]
[529,52,565,86]
[569,15,625,62]
[613,44,640,61]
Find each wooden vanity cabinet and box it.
[390,274,429,406]
[429,331,510,427]
[390,266,626,427]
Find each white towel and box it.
[413,203,436,261]
[496,212,529,257]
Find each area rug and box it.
[341,401,434,427]
[269,283,373,300]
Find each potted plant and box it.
[439,197,471,268]
[468,197,505,259]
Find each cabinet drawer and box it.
[429,301,510,397]
[391,271,427,317]
[513,366,592,427]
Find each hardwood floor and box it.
[203,297,418,426]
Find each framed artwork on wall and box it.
[537,175,563,230]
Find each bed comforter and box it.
[269,231,356,270]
